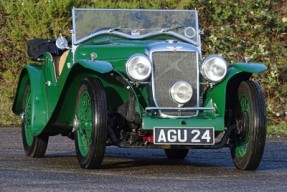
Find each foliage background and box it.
[0,0,286,128]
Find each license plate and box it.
[153,127,214,145]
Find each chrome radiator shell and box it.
[146,42,200,117]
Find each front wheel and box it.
[230,80,266,170]
[75,78,107,169]
[22,81,48,158]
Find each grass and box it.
[267,123,287,135]
[0,93,19,127]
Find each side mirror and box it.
[56,34,69,50]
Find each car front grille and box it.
[152,51,198,116]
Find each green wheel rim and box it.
[235,95,250,158]
[24,89,33,146]
[77,90,93,157]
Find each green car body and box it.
[12,8,267,170]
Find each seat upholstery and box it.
[54,50,70,77]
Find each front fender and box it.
[232,62,267,73]
[204,62,267,116]
[47,59,113,126]
[12,65,48,135]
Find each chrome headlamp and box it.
[201,55,227,83]
[125,54,152,81]
[170,81,193,104]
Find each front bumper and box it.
[139,114,234,149]
[142,115,225,132]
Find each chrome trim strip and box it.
[145,107,215,111]
[72,8,76,45]
[74,30,199,46]
[145,106,215,118]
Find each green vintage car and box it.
[12,8,267,170]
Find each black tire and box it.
[75,78,107,169]
[22,81,48,158]
[164,149,189,159]
[230,80,266,170]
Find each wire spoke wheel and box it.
[23,89,33,146]
[77,91,93,157]
[75,78,107,169]
[21,81,48,158]
[230,80,266,170]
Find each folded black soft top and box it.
[27,38,61,60]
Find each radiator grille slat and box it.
[152,51,198,116]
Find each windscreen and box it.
[72,8,199,45]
